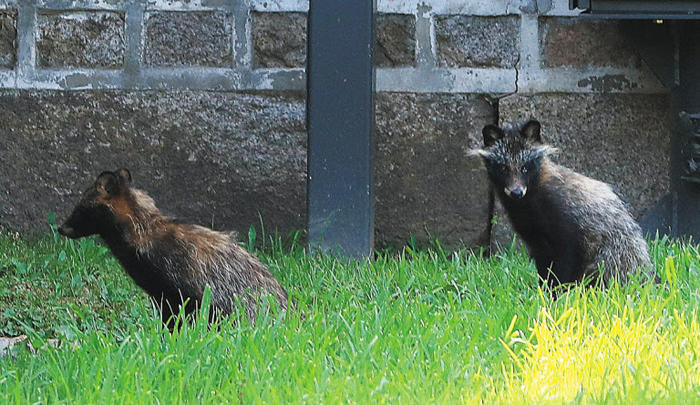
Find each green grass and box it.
[1,228,700,404]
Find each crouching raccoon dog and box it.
[59,169,288,328]
[475,120,654,290]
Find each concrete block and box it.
[435,15,520,68]
[377,13,416,68]
[252,12,306,68]
[37,12,125,69]
[145,11,232,67]
[0,11,16,69]
[540,17,640,68]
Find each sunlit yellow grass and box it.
[501,301,700,404]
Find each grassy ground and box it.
[1,226,700,404]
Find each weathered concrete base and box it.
[0,90,307,237]
[492,93,670,248]
[375,92,495,248]
[1,90,500,251]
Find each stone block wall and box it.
[37,11,125,69]
[435,15,520,68]
[0,0,670,251]
[145,11,233,67]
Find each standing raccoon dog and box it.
[59,169,288,328]
[475,120,653,290]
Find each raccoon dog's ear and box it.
[95,171,120,195]
[114,168,132,184]
[482,125,504,147]
[521,120,541,143]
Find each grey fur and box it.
[539,162,653,285]
[476,121,655,288]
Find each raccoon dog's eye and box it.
[521,166,528,174]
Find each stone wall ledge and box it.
[250,0,580,15]
[377,67,516,93]
[0,68,305,90]
[0,67,669,94]
[0,0,589,16]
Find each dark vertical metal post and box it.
[307,0,376,257]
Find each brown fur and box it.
[59,169,288,328]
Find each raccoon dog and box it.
[475,120,653,290]
[59,169,288,328]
